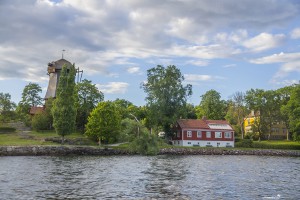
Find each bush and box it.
[252,142,300,150]
[235,139,253,148]
[0,127,16,133]
[129,132,159,155]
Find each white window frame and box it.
[215,132,222,138]
[197,131,202,138]
[206,131,211,138]
[225,132,232,138]
[187,131,192,137]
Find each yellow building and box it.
[243,111,289,140]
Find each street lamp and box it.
[129,113,140,138]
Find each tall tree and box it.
[142,65,192,137]
[0,93,16,122]
[281,83,300,141]
[76,79,104,132]
[226,92,248,138]
[52,64,77,143]
[85,101,121,145]
[245,89,267,140]
[196,89,227,120]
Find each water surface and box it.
[0,155,299,199]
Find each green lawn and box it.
[0,130,96,146]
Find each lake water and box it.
[0,155,299,199]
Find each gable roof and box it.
[177,119,233,130]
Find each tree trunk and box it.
[98,137,101,146]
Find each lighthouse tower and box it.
[44,58,73,99]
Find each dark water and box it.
[0,155,299,200]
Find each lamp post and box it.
[129,113,140,138]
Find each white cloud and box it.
[127,66,142,74]
[184,74,225,85]
[291,28,300,39]
[250,52,300,64]
[243,33,286,52]
[223,64,237,68]
[185,60,209,67]
[273,61,300,79]
[96,82,129,94]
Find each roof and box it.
[48,58,72,70]
[29,106,45,115]
[177,119,233,130]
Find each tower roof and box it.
[48,58,72,70]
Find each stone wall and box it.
[0,146,299,157]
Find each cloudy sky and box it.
[1,0,300,106]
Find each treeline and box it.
[1,65,300,143]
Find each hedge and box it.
[252,142,300,150]
[0,127,16,133]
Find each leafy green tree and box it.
[0,92,16,122]
[281,83,300,141]
[76,79,104,132]
[85,101,121,145]
[142,65,192,138]
[16,83,43,126]
[245,89,268,140]
[20,83,43,107]
[52,64,77,143]
[226,92,248,138]
[196,89,227,120]
[120,118,149,142]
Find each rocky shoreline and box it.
[0,146,300,157]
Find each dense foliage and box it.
[76,79,104,132]
[52,64,77,143]
[85,101,121,145]
[142,65,192,138]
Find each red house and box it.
[172,119,234,147]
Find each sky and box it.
[1,0,300,106]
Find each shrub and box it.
[129,132,159,155]
[235,139,253,148]
[0,127,16,133]
[252,142,300,150]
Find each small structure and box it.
[172,119,234,147]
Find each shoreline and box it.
[1,146,300,157]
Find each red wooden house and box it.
[172,119,234,147]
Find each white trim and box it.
[173,140,234,147]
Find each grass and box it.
[0,130,97,146]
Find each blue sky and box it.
[1,0,300,106]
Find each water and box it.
[0,155,299,200]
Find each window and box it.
[187,131,192,137]
[197,131,202,138]
[206,131,211,138]
[177,131,180,138]
[225,132,232,138]
[188,142,191,144]
[215,132,222,138]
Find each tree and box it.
[245,89,267,140]
[196,89,227,120]
[31,98,54,131]
[16,83,43,126]
[20,83,43,107]
[0,93,16,122]
[142,65,192,138]
[52,64,77,143]
[76,79,104,132]
[85,101,121,145]
[226,92,248,138]
[281,83,300,141]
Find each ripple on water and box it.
[0,155,299,199]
